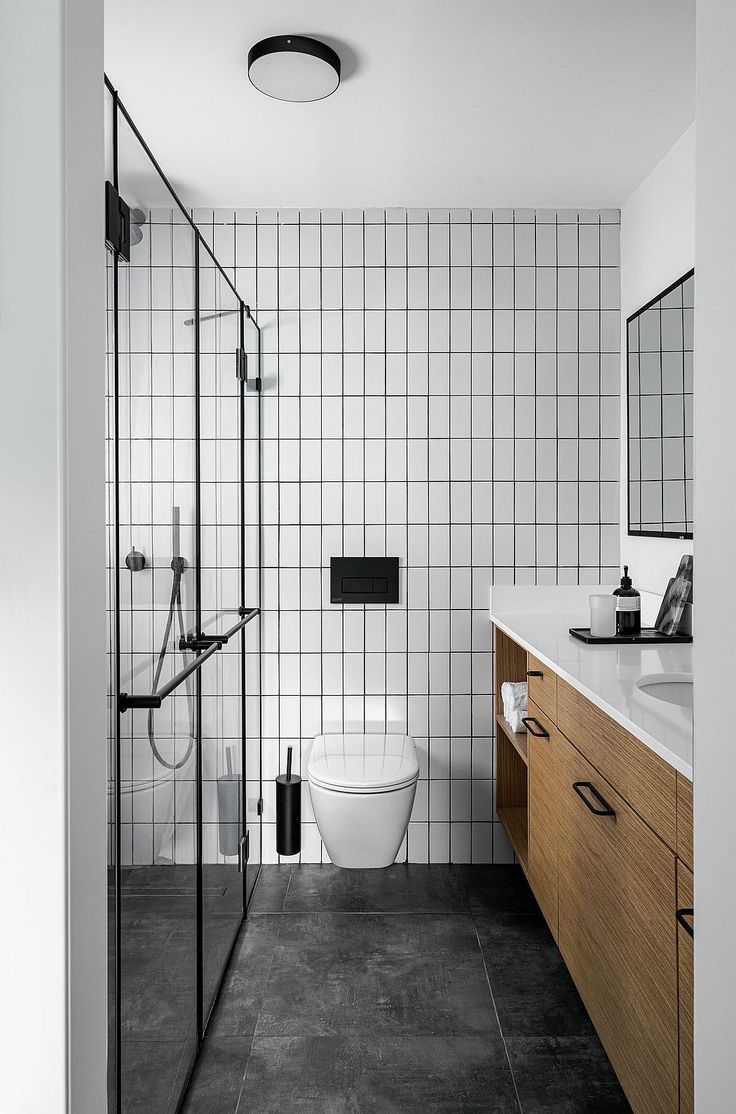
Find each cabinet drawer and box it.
[557,732,679,1114]
[677,862,694,1114]
[527,653,557,721]
[677,773,693,871]
[527,699,561,941]
[557,676,677,850]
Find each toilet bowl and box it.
[308,733,419,868]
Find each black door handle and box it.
[676,907,694,938]
[527,670,543,678]
[522,716,550,738]
[572,781,616,817]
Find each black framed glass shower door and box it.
[105,79,262,1114]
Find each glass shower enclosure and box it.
[105,80,262,1114]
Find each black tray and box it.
[569,627,693,645]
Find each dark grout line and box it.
[281,863,294,912]
[233,909,283,1114]
[247,909,473,916]
[231,1028,257,1114]
[471,914,524,1114]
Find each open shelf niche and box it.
[495,626,529,871]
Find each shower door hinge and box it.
[238,832,250,873]
[256,798,264,816]
[105,181,131,262]
[237,347,261,392]
[234,352,261,396]
[236,347,247,382]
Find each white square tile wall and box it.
[119,206,621,867]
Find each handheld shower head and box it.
[170,505,188,574]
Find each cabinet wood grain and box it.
[527,699,561,941]
[527,653,557,722]
[557,675,677,851]
[677,861,694,1114]
[557,732,679,1114]
[676,773,694,872]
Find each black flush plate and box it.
[330,557,399,604]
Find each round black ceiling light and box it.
[248,35,341,102]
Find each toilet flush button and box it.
[342,576,373,594]
[330,557,399,603]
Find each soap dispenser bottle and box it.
[613,566,641,636]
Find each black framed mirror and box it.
[626,269,694,539]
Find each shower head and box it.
[184,307,240,327]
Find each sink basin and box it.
[635,673,693,709]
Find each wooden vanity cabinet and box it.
[494,626,693,1114]
[556,730,679,1114]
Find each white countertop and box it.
[489,586,693,780]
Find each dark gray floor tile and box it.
[461,865,539,918]
[237,1035,520,1114]
[275,909,480,953]
[283,863,469,913]
[207,915,281,1038]
[507,1035,630,1113]
[121,864,197,895]
[256,914,498,1039]
[475,913,595,1040]
[203,913,243,1018]
[181,1036,251,1114]
[120,1038,193,1114]
[202,863,246,913]
[248,865,292,913]
[120,916,197,1039]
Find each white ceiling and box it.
[104,0,695,209]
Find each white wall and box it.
[694,4,736,1108]
[0,2,107,1111]
[200,205,621,864]
[620,126,695,597]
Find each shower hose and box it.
[147,556,195,771]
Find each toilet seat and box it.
[308,733,419,794]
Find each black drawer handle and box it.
[527,670,543,678]
[572,781,616,817]
[522,716,550,738]
[676,907,694,938]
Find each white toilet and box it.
[307,733,419,868]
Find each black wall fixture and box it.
[330,557,399,604]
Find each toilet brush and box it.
[217,745,240,857]
[276,745,301,857]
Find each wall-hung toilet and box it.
[307,734,419,868]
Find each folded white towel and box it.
[501,681,528,734]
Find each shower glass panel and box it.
[199,266,245,1022]
[105,82,262,1114]
[114,106,200,1113]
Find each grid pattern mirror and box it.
[627,269,694,538]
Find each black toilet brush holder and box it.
[276,746,301,857]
